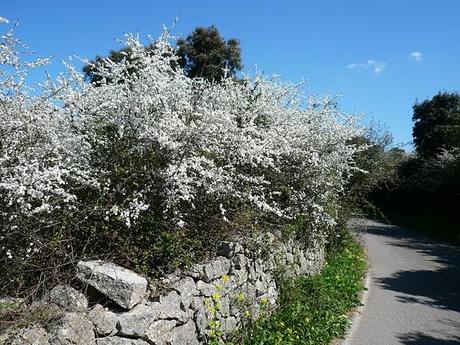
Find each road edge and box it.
[337,265,371,345]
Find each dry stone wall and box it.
[3,234,325,345]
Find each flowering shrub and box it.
[0,22,364,296]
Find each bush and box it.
[373,149,460,243]
[0,25,365,298]
[341,125,407,219]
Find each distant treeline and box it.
[368,92,460,243]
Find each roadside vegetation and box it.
[4,13,456,344]
[368,92,460,245]
[0,21,366,303]
[227,230,367,345]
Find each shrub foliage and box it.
[0,24,364,297]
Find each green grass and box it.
[229,234,367,345]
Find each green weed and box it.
[228,232,367,345]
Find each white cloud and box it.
[367,60,386,74]
[346,59,386,75]
[409,51,423,62]
[0,17,9,24]
[346,63,365,69]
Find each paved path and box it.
[347,219,460,345]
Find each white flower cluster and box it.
[0,25,365,232]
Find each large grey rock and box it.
[193,308,207,333]
[8,327,50,345]
[144,319,177,344]
[172,277,199,310]
[76,261,147,309]
[171,277,198,300]
[286,252,294,264]
[49,285,88,311]
[190,296,208,336]
[231,269,248,286]
[219,295,230,317]
[168,320,200,345]
[195,280,215,297]
[118,293,187,338]
[49,312,95,345]
[157,291,189,321]
[87,304,118,336]
[117,303,157,337]
[191,257,231,283]
[267,285,278,303]
[202,257,231,282]
[96,338,149,345]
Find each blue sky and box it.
[2,1,459,148]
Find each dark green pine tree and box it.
[176,25,242,82]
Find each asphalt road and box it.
[346,219,460,345]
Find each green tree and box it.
[344,127,406,216]
[177,25,242,82]
[412,91,460,157]
[83,26,242,84]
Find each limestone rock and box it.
[186,264,204,280]
[195,280,215,297]
[144,319,177,344]
[231,268,248,286]
[8,327,50,345]
[202,257,231,282]
[286,252,295,265]
[157,291,188,321]
[117,303,157,337]
[219,295,230,317]
[255,279,269,297]
[87,304,118,336]
[168,320,199,345]
[76,260,147,309]
[49,312,95,345]
[118,293,187,338]
[96,338,149,345]
[191,257,231,283]
[172,277,199,310]
[172,277,198,300]
[190,296,205,312]
[49,285,88,312]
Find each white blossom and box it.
[0,25,366,238]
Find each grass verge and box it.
[228,232,367,345]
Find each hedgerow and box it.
[0,22,365,298]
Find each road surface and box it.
[346,219,460,345]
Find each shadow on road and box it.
[362,222,460,314]
[397,331,460,345]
